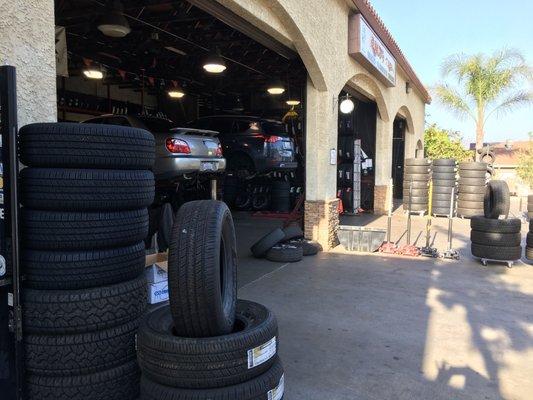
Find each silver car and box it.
[82,115,226,180]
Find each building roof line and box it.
[352,0,431,104]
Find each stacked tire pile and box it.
[431,158,457,216]
[137,200,285,400]
[458,162,488,218]
[18,123,155,400]
[471,181,521,262]
[251,224,322,262]
[526,218,533,260]
[528,194,533,220]
[403,158,431,213]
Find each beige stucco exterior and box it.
[0,0,427,248]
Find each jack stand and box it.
[441,187,460,260]
[395,180,420,257]
[379,178,398,254]
[421,179,438,258]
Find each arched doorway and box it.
[392,117,407,199]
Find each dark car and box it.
[82,115,226,180]
[189,116,298,176]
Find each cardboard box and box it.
[145,264,168,284]
[148,280,169,304]
[145,252,168,272]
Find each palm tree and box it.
[435,49,532,159]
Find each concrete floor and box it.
[234,208,533,400]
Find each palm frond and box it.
[434,84,475,121]
[485,91,533,121]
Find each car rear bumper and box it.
[154,157,226,180]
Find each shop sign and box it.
[349,14,396,87]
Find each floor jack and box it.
[441,187,460,260]
[396,180,420,256]
[379,179,397,254]
[420,180,439,258]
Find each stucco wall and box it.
[0,0,57,127]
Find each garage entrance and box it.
[55,0,308,214]
[336,88,377,213]
[392,117,406,200]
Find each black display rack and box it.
[0,65,23,400]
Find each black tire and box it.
[527,232,533,247]
[432,200,455,209]
[139,358,284,400]
[432,159,456,166]
[251,228,285,258]
[459,177,486,186]
[168,200,237,338]
[26,360,140,400]
[433,179,457,187]
[458,200,484,209]
[459,185,486,194]
[470,231,521,246]
[526,247,533,260]
[459,162,488,171]
[403,180,429,189]
[480,152,496,164]
[432,166,456,173]
[471,243,521,261]
[20,168,155,211]
[137,300,278,389]
[470,216,521,233]
[252,193,269,211]
[457,208,484,218]
[403,173,430,182]
[22,242,145,289]
[282,224,304,241]
[405,158,431,166]
[288,239,322,256]
[459,169,487,178]
[266,244,303,263]
[22,275,147,334]
[458,193,484,202]
[19,123,155,170]
[432,193,455,201]
[432,172,457,180]
[433,186,456,194]
[404,203,428,212]
[25,318,140,376]
[432,207,454,216]
[234,193,252,210]
[21,209,148,250]
[404,166,431,174]
[484,180,510,219]
[403,188,429,197]
[403,196,429,204]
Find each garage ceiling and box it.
[55,0,306,97]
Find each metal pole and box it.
[425,179,433,248]
[407,179,413,245]
[447,187,455,251]
[386,178,393,242]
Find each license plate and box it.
[200,162,217,172]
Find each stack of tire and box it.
[403,158,431,213]
[471,181,521,262]
[137,201,285,400]
[250,224,322,262]
[457,162,488,218]
[271,180,291,212]
[431,159,458,216]
[526,219,533,260]
[528,194,533,220]
[18,123,155,399]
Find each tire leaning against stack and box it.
[19,122,155,400]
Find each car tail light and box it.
[215,143,223,157]
[264,135,282,143]
[166,138,191,154]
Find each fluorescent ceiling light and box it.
[83,69,104,79]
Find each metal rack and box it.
[0,65,23,400]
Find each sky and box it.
[369,0,533,145]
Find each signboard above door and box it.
[348,13,396,87]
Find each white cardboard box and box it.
[147,280,169,304]
[145,264,168,284]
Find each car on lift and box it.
[82,114,226,181]
[188,115,298,177]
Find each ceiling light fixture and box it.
[286,99,300,106]
[339,94,355,114]
[97,0,131,38]
[168,81,185,99]
[203,51,226,74]
[267,79,285,95]
[83,68,104,80]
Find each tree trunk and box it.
[475,107,485,161]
